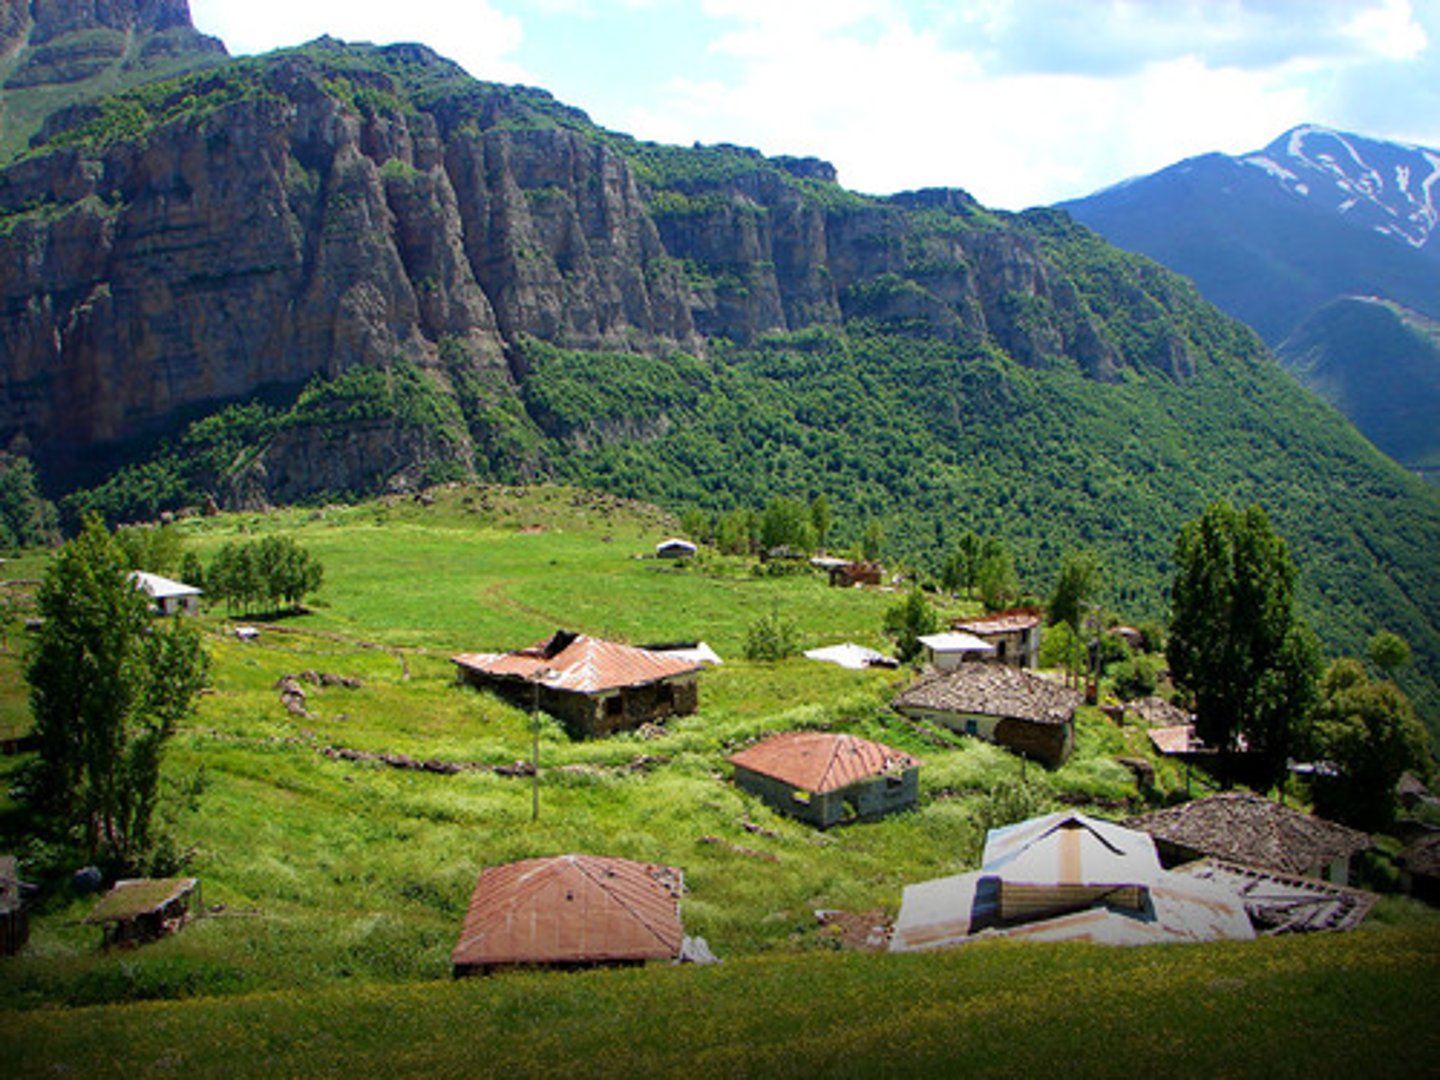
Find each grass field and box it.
[3,483,1437,1073]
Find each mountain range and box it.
[1060,125,1440,473]
[0,1,1437,729]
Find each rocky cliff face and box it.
[1,35,1153,496]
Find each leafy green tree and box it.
[1167,500,1317,788]
[715,508,755,556]
[744,605,800,661]
[0,452,59,549]
[1368,631,1411,677]
[759,496,815,554]
[941,531,982,597]
[860,519,885,562]
[25,517,209,869]
[179,550,206,593]
[115,523,183,575]
[884,587,940,663]
[1048,550,1101,688]
[1311,658,1431,829]
[809,494,833,551]
[208,535,322,614]
[976,538,1020,611]
[679,508,710,544]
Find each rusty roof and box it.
[952,607,1043,634]
[452,854,685,969]
[727,731,919,793]
[1126,793,1372,877]
[892,665,1081,726]
[452,631,703,695]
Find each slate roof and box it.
[1399,833,1440,879]
[892,664,1081,725]
[727,731,919,794]
[1126,793,1372,877]
[951,608,1043,635]
[453,631,703,695]
[451,854,685,968]
[1125,696,1192,728]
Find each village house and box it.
[452,630,704,738]
[451,854,687,976]
[1126,792,1373,884]
[950,607,1043,668]
[84,877,201,948]
[727,731,921,828]
[827,561,884,588]
[891,664,1082,766]
[129,571,202,616]
[916,631,994,670]
[890,810,1253,951]
[1397,834,1440,906]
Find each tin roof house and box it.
[453,630,704,738]
[950,608,1043,668]
[451,854,686,976]
[891,664,1082,766]
[890,811,1254,951]
[727,731,920,828]
[917,631,994,670]
[130,571,202,616]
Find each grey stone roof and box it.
[892,665,1081,725]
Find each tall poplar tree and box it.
[1167,500,1319,788]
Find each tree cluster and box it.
[207,535,323,615]
[24,518,209,870]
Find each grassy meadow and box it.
[2,483,1437,1073]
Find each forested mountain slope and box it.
[0,31,1437,728]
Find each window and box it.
[605,695,623,717]
[965,718,978,736]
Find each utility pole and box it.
[529,667,555,822]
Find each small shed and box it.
[655,538,697,559]
[129,571,202,616]
[451,854,685,976]
[917,631,994,670]
[453,630,705,738]
[891,664,1081,766]
[728,731,920,828]
[84,877,200,947]
[1397,834,1440,906]
[1126,792,1373,884]
[950,608,1043,668]
[1,855,27,956]
[828,561,884,588]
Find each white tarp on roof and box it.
[804,643,893,670]
[656,642,723,666]
[890,810,1254,952]
[917,631,995,654]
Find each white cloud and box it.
[1342,0,1427,60]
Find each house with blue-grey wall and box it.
[727,731,920,828]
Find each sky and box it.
[186,0,1440,210]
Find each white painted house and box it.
[130,571,202,616]
[916,631,994,670]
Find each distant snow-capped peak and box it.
[1240,124,1439,250]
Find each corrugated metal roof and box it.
[129,571,202,599]
[917,632,995,654]
[1126,793,1372,877]
[452,854,685,969]
[452,632,704,695]
[1147,723,1212,755]
[727,731,919,794]
[952,609,1042,634]
[982,811,1163,885]
[892,665,1081,725]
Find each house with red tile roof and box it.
[451,854,686,976]
[727,731,920,828]
[453,630,704,737]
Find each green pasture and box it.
[2,484,1436,1072]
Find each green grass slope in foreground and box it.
[5,928,1438,1077]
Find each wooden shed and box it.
[84,877,200,947]
[452,854,685,976]
[728,731,920,828]
[453,630,704,738]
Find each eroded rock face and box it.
[0,34,1131,500]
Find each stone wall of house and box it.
[733,766,919,827]
[457,671,698,738]
[994,717,1072,766]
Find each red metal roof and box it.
[952,607,1043,634]
[452,854,685,969]
[452,632,703,695]
[727,731,919,793]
